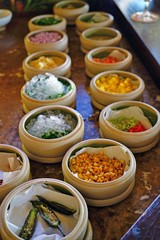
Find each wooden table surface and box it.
[0,11,160,240]
[121,194,160,239]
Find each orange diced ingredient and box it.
[69,151,126,183]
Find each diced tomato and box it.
[128,122,146,132]
[92,56,119,64]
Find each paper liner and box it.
[108,50,126,61]
[105,106,152,129]
[0,152,22,185]
[70,145,131,174]
[7,183,79,240]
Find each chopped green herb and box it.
[33,17,62,26]
[109,116,139,131]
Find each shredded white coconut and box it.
[25,110,77,138]
[25,73,64,100]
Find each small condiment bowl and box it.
[76,11,114,35]
[19,105,84,163]
[22,50,72,80]
[0,144,30,203]
[21,74,76,113]
[53,0,89,25]
[80,27,122,53]
[0,178,92,240]
[85,46,132,78]
[24,29,69,54]
[62,138,136,207]
[28,14,67,32]
[99,101,160,153]
[90,70,145,110]
[0,9,12,31]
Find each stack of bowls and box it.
[85,46,132,78]
[0,178,93,240]
[24,29,69,54]
[21,74,77,113]
[28,14,67,32]
[19,105,84,163]
[90,70,145,109]
[80,27,122,53]
[53,0,89,25]
[22,50,72,80]
[99,101,160,153]
[62,138,136,207]
[0,144,30,203]
[76,11,114,35]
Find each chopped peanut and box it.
[69,151,126,183]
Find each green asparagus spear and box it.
[31,200,65,237]
[37,195,76,215]
[19,208,38,240]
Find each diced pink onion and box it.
[29,31,62,44]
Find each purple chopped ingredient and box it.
[29,31,62,44]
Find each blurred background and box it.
[0,0,113,14]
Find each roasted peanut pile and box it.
[69,151,126,183]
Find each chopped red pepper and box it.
[128,122,146,132]
[92,56,120,64]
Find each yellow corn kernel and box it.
[95,74,138,94]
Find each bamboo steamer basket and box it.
[62,138,136,207]
[21,75,76,113]
[0,144,30,203]
[0,178,92,240]
[19,105,84,163]
[99,101,160,153]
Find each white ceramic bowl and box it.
[76,11,114,35]
[21,74,77,113]
[85,46,132,78]
[19,105,84,163]
[22,50,72,80]
[0,9,12,31]
[99,101,160,153]
[80,27,122,53]
[0,178,92,240]
[90,70,145,110]
[53,0,89,25]
[0,144,30,203]
[62,138,136,207]
[28,14,67,32]
[24,29,69,54]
